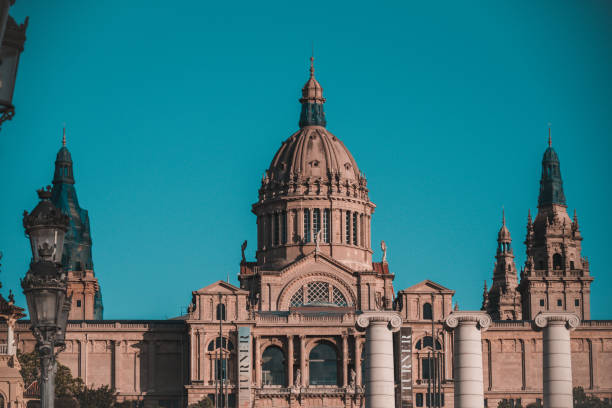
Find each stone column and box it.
[287,335,294,387]
[342,335,348,388]
[534,312,580,408]
[6,318,15,355]
[356,311,402,408]
[254,336,261,387]
[444,311,491,408]
[299,335,306,387]
[354,336,362,387]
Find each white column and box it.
[6,318,15,355]
[444,311,491,408]
[356,311,402,408]
[534,312,580,408]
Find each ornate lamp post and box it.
[21,186,71,408]
[0,0,27,128]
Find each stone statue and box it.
[315,229,323,253]
[381,240,387,263]
[349,368,356,388]
[294,368,301,388]
[241,240,247,263]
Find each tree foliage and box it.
[574,387,612,408]
[188,397,214,408]
[17,350,124,408]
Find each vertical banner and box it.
[399,327,413,408]
[237,326,251,408]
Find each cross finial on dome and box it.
[62,124,66,147]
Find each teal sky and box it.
[1,1,611,319]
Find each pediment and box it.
[193,280,248,295]
[279,251,355,279]
[400,279,455,294]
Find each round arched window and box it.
[309,343,338,386]
[289,282,348,307]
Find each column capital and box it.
[445,311,491,331]
[534,312,580,330]
[356,311,402,332]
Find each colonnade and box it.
[445,311,580,408]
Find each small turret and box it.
[299,57,326,128]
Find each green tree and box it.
[574,386,612,408]
[188,397,214,408]
[17,350,124,408]
[497,401,512,408]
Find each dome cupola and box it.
[252,59,375,271]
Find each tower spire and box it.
[548,126,552,147]
[62,125,66,147]
[299,56,326,128]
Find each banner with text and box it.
[399,327,413,408]
[237,326,251,408]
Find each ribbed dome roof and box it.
[267,126,360,184]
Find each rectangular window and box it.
[426,393,445,407]
[76,300,82,307]
[421,357,433,380]
[416,393,423,407]
[557,299,562,307]
[323,209,330,243]
[313,209,321,238]
[345,211,351,244]
[281,211,287,244]
[215,359,228,380]
[273,213,280,246]
[352,212,358,246]
[304,209,311,243]
[539,299,545,307]
[575,299,580,307]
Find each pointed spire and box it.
[548,126,552,147]
[573,209,579,229]
[53,127,75,185]
[481,280,489,311]
[538,131,566,207]
[502,206,506,226]
[299,56,326,128]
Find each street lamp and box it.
[21,186,70,408]
[0,9,27,128]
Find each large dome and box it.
[267,126,361,184]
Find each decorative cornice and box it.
[533,312,580,330]
[356,312,402,332]
[445,311,492,331]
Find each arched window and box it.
[304,209,311,243]
[216,303,226,321]
[288,282,348,307]
[423,303,433,320]
[309,343,338,385]
[553,253,563,270]
[323,209,330,243]
[570,260,575,270]
[262,346,286,386]
[207,337,234,381]
[415,336,442,350]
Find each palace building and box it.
[2,59,611,408]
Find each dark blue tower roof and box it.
[538,137,566,207]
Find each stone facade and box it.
[2,60,612,408]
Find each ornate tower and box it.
[239,58,395,313]
[252,58,374,271]
[484,211,522,320]
[51,130,103,320]
[519,136,593,319]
